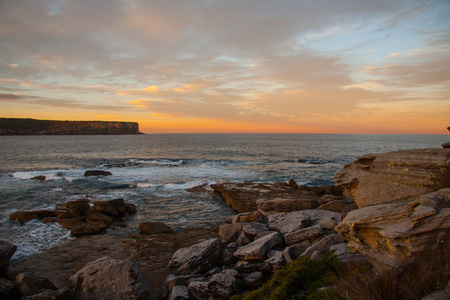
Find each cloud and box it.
[389,52,399,58]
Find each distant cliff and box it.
[0,118,142,135]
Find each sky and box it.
[0,0,449,134]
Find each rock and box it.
[31,175,46,181]
[217,247,238,266]
[124,203,137,214]
[242,222,269,236]
[42,217,58,223]
[235,231,252,247]
[0,277,21,299]
[288,179,299,188]
[284,225,323,246]
[267,211,310,234]
[188,269,239,299]
[107,198,126,215]
[218,223,243,244]
[318,194,341,205]
[139,221,175,235]
[92,201,118,217]
[242,271,264,289]
[86,211,113,225]
[210,182,320,213]
[168,238,225,275]
[160,274,192,298]
[301,209,342,226]
[282,241,311,263]
[34,210,59,218]
[265,250,286,270]
[68,257,151,300]
[70,221,107,237]
[421,280,450,300]
[317,200,344,213]
[186,183,208,193]
[24,288,72,300]
[9,211,39,222]
[65,200,90,216]
[232,211,266,224]
[83,170,112,176]
[0,240,17,270]
[336,189,450,273]
[334,148,450,208]
[57,218,82,229]
[341,203,359,220]
[233,232,282,261]
[15,273,57,297]
[169,285,190,300]
[329,243,369,266]
[442,142,450,149]
[301,233,345,258]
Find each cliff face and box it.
[0,118,142,135]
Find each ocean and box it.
[0,133,447,259]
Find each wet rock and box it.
[65,200,90,216]
[139,222,175,235]
[334,148,450,208]
[9,211,39,222]
[86,211,113,225]
[107,198,126,215]
[284,225,323,246]
[15,273,57,297]
[124,203,137,214]
[92,201,118,217]
[234,232,282,261]
[70,221,107,237]
[83,170,112,176]
[68,257,151,300]
[57,218,82,229]
[0,240,17,270]
[34,210,59,218]
[168,238,225,275]
[288,179,299,188]
[267,211,310,234]
[31,175,46,181]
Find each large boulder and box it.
[68,257,151,300]
[0,240,16,270]
[168,238,225,275]
[233,232,282,261]
[336,188,450,273]
[15,273,57,297]
[267,211,310,234]
[335,148,450,208]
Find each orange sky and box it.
[1,1,449,134]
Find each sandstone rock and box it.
[284,225,323,246]
[336,189,450,273]
[341,203,359,220]
[68,257,150,300]
[233,232,282,261]
[34,210,59,218]
[301,233,345,258]
[335,148,450,208]
[169,285,190,300]
[235,231,252,247]
[442,142,450,149]
[124,203,137,214]
[139,221,175,235]
[329,243,369,266]
[265,250,286,270]
[31,175,46,181]
[319,219,339,231]
[92,201,118,216]
[65,199,90,216]
[218,223,243,244]
[107,198,125,215]
[282,240,311,263]
[168,238,225,275]
[9,211,39,222]
[210,182,320,213]
[0,240,16,270]
[42,217,58,223]
[57,218,82,229]
[15,273,57,296]
[232,211,266,224]
[86,211,113,225]
[217,247,238,266]
[317,200,344,213]
[188,269,239,299]
[288,179,299,188]
[242,271,264,289]
[83,170,112,176]
[0,277,21,299]
[24,288,72,300]
[318,194,341,205]
[70,221,107,237]
[301,209,342,226]
[242,222,269,236]
[267,211,310,234]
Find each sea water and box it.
[0,133,447,259]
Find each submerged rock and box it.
[83,170,112,177]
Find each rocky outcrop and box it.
[69,257,151,299]
[0,118,141,135]
[210,182,343,214]
[335,148,450,208]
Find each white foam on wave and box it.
[11,169,84,182]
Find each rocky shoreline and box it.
[1,136,450,299]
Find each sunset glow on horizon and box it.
[1,0,449,134]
